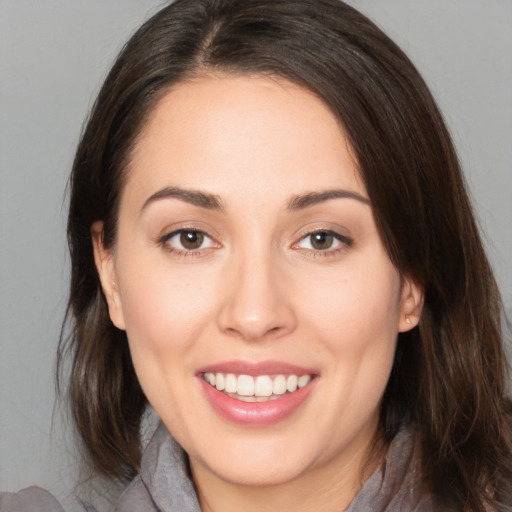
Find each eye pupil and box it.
[311,232,333,250]
[180,231,204,249]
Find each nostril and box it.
[219,315,295,342]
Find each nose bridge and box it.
[218,242,296,341]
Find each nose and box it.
[217,251,297,342]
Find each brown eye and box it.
[160,229,216,253]
[294,229,352,253]
[180,230,204,250]
[309,232,334,250]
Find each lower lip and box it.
[199,377,315,426]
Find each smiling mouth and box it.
[203,372,313,402]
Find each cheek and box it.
[300,258,402,347]
[113,244,219,373]
[119,273,214,353]
[114,260,222,423]
[295,252,402,396]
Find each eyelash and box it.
[292,229,353,257]
[158,228,218,256]
[157,228,353,258]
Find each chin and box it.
[193,448,311,487]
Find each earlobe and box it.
[91,221,126,330]
[398,276,424,333]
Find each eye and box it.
[159,229,217,253]
[295,230,352,252]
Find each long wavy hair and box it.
[58,0,512,509]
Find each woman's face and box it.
[94,76,421,489]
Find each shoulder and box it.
[0,487,65,512]
[0,478,159,512]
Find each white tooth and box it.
[209,373,216,386]
[273,375,287,395]
[225,373,237,393]
[298,375,311,388]
[254,376,273,397]
[286,375,298,392]
[204,373,214,385]
[215,373,225,391]
[237,375,255,396]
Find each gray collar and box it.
[140,423,201,512]
[140,422,433,512]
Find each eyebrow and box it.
[141,186,224,212]
[141,186,369,213]
[287,189,370,210]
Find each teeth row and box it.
[204,373,312,397]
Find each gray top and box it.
[1,423,445,511]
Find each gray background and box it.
[1,1,511,510]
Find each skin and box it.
[93,75,423,512]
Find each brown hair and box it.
[58,0,512,509]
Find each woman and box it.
[2,0,511,510]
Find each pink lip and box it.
[197,360,317,426]
[197,360,317,376]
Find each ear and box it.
[91,221,126,330]
[398,276,424,333]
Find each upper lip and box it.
[197,360,317,377]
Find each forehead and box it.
[124,75,365,207]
